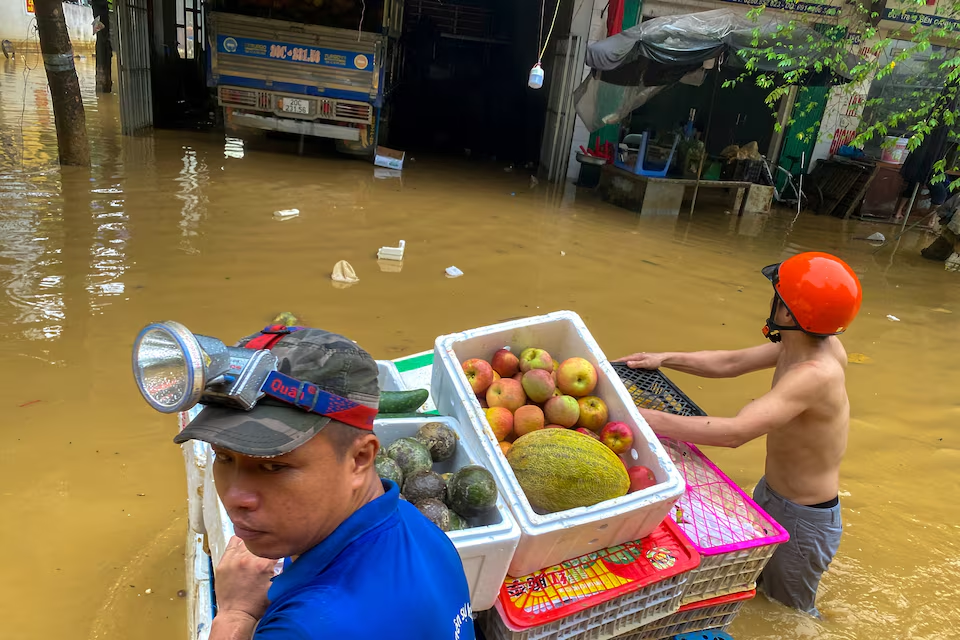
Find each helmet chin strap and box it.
[763,295,801,343]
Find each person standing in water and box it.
[617,252,862,618]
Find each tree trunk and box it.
[34,0,91,166]
[92,0,112,93]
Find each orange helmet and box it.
[761,252,862,342]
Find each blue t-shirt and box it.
[253,480,476,640]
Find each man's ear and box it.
[352,434,379,474]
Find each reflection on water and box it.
[2,57,959,640]
[175,147,209,255]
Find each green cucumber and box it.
[379,389,429,414]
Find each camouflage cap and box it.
[173,328,380,457]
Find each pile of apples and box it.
[462,347,657,493]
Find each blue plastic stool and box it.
[673,630,734,640]
[615,131,680,177]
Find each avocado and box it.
[447,465,498,518]
[384,437,432,479]
[402,470,447,504]
[448,510,468,531]
[415,498,451,532]
[375,455,404,488]
[415,422,458,462]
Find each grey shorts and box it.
[752,476,842,618]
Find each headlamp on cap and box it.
[132,321,377,429]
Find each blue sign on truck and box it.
[217,35,374,73]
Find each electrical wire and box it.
[358,0,366,41]
[537,0,545,60]
[538,0,561,64]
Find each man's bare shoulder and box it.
[774,347,845,391]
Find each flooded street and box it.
[2,56,958,640]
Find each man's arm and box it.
[211,612,260,640]
[615,343,781,379]
[638,363,821,447]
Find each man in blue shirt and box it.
[174,327,475,640]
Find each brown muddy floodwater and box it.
[1,55,958,640]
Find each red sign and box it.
[26,0,34,13]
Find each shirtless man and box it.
[616,252,862,618]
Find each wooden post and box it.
[34,0,91,167]
[92,0,113,93]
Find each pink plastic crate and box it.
[611,589,755,640]
[660,438,788,604]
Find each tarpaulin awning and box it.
[586,8,858,80]
[575,8,858,132]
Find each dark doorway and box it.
[389,0,548,166]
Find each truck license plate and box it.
[281,98,310,115]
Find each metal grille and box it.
[116,0,153,134]
[404,0,494,40]
[334,101,372,123]
[219,87,258,108]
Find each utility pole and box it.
[34,0,91,166]
[92,0,112,93]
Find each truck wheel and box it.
[336,125,375,159]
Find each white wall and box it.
[0,1,96,49]
[566,0,607,181]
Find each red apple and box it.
[462,359,494,395]
[519,347,554,373]
[491,348,520,378]
[628,465,657,492]
[485,407,514,442]
[544,395,580,428]
[600,421,634,454]
[576,396,609,432]
[544,423,566,429]
[521,369,556,404]
[514,405,545,436]
[486,378,526,412]
[557,357,598,397]
[575,427,601,441]
[512,372,524,383]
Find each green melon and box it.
[506,428,630,514]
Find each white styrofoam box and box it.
[202,451,235,567]
[185,530,213,640]
[183,439,208,535]
[375,415,521,611]
[431,310,685,577]
[377,360,405,393]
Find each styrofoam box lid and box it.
[435,310,685,533]
[373,416,520,544]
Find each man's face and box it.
[211,428,376,559]
[770,295,793,325]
